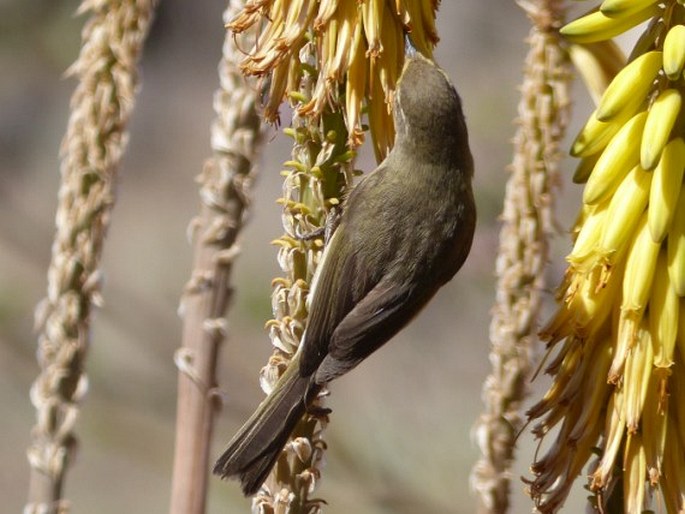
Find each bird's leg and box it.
[295,205,341,244]
[322,205,341,244]
[303,385,332,416]
[296,226,325,241]
[305,404,332,417]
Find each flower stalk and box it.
[249,40,354,511]
[26,1,156,512]
[224,0,440,507]
[169,1,263,513]
[471,1,570,513]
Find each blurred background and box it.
[0,1,593,512]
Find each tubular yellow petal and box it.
[584,111,647,205]
[667,185,685,296]
[641,89,682,170]
[651,251,679,369]
[265,59,294,122]
[568,200,609,266]
[529,346,582,421]
[328,0,359,82]
[663,24,685,81]
[610,215,658,381]
[568,344,612,442]
[280,0,311,48]
[403,0,429,56]
[314,0,339,30]
[345,14,367,147]
[649,138,685,242]
[377,4,401,100]
[600,0,660,17]
[661,417,685,514]
[623,323,654,433]
[324,14,338,70]
[596,51,662,122]
[367,66,392,162]
[642,370,668,485]
[592,390,625,490]
[567,263,620,336]
[571,108,630,158]
[621,213,661,314]
[611,310,633,383]
[560,4,662,44]
[623,434,647,513]
[597,165,651,257]
[361,0,383,59]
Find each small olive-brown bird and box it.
[214,40,476,496]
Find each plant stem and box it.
[169,1,262,513]
[471,1,570,512]
[253,41,353,512]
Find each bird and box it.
[214,36,476,496]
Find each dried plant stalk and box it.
[25,1,156,513]
[169,1,263,513]
[252,42,354,512]
[470,1,570,513]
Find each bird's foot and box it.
[306,405,332,417]
[295,206,341,244]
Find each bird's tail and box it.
[213,354,314,496]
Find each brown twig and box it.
[169,1,262,513]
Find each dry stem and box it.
[470,1,571,512]
[26,1,156,513]
[169,1,262,513]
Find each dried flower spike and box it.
[25,0,156,512]
[471,1,571,512]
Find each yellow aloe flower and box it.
[528,2,685,512]
[228,0,438,160]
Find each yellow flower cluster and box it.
[528,1,685,512]
[228,0,438,160]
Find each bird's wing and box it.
[313,275,427,384]
[300,164,421,382]
[299,225,360,377]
